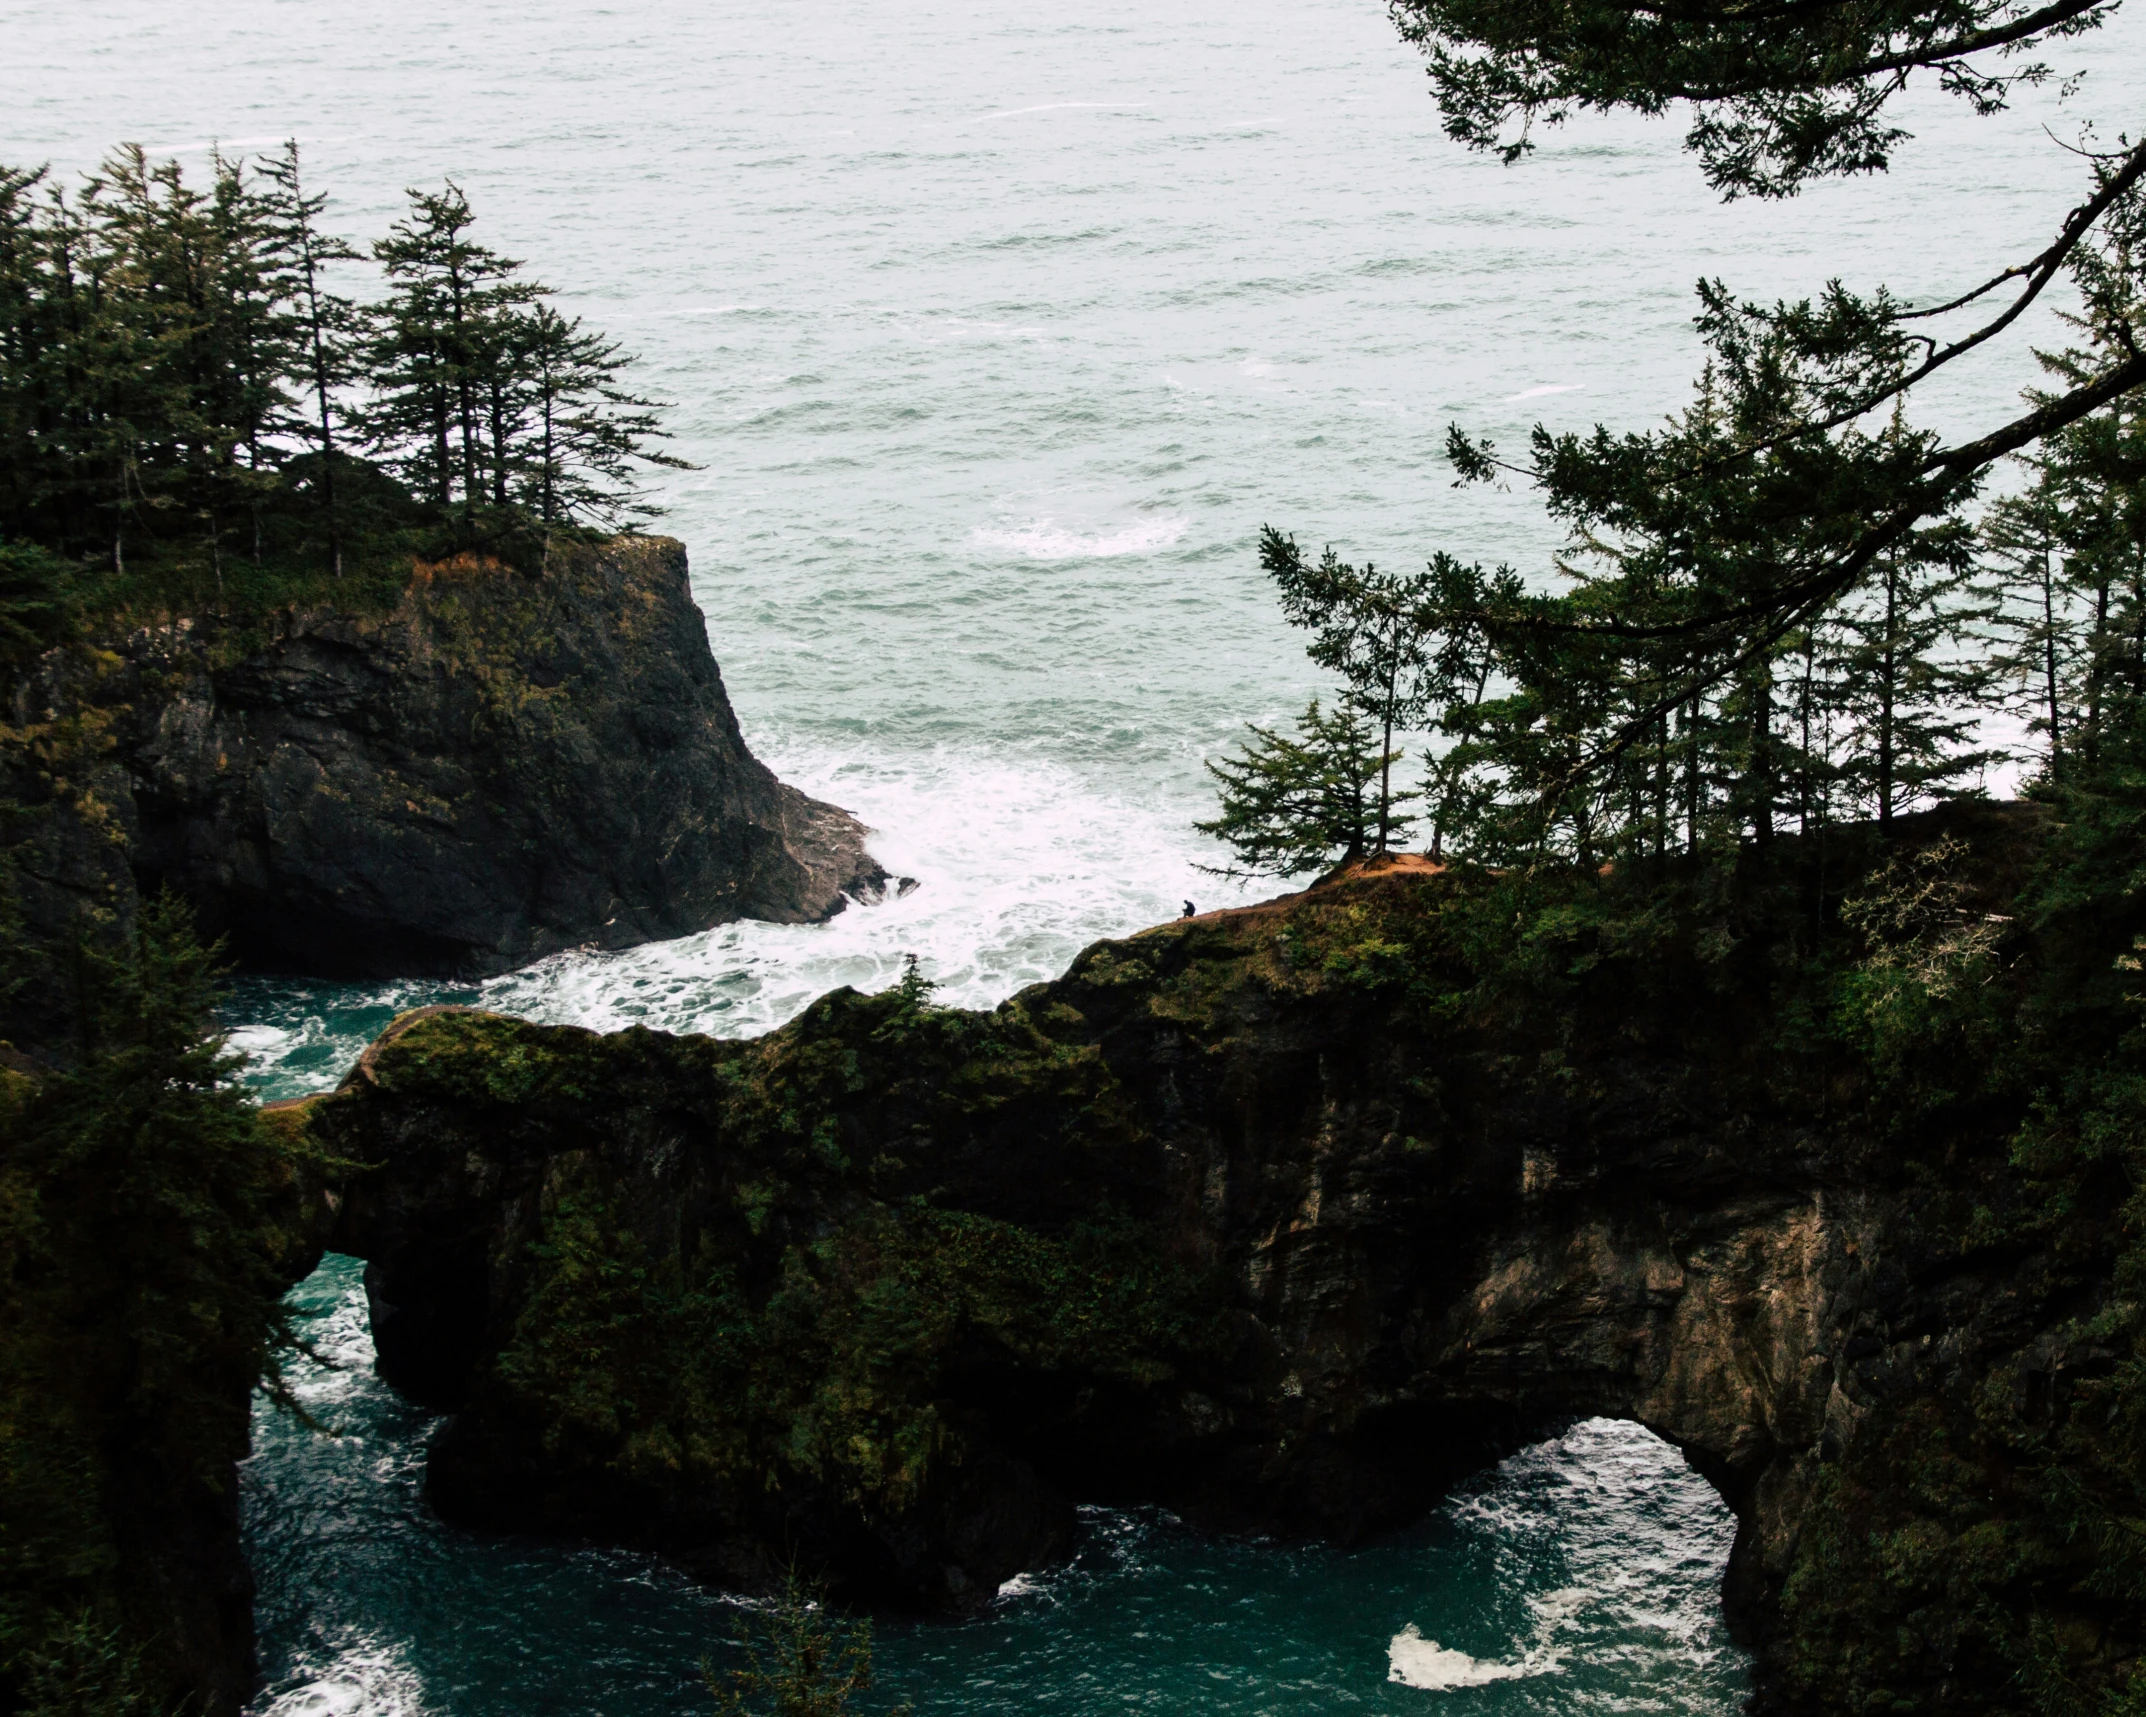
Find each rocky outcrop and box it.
[0,537,889,1000]
[295,805,2136,1711]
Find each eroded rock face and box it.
[0,538,888,995]
[301,812,2125,1709]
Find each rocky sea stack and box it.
[0,536,890,1005]
[294,801,2146,1714]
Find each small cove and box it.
[10,0,2142,1705]
[245,1257,1747,1716]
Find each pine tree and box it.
[255,141,366,576]
[1196,696,1409,878]
[515,302,689,553]
[1259,529,1446,854]
[86,148,228,583]
[1821,523,1995,824]
[363,181,543,524]
[0,166,56,547]
[1981,474,2083,781]
[4,147,686,597]
[2004,271,2146,777]
[202,148,296,576]
[0,892,316,1715]
[703,1573,911,1717]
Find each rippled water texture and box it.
[11,0,2144,1060]
[8,1,2144,1709]
[248,1259,1746,1717]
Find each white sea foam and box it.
[470,743,1257,1042]
[227,1022,291,1059]
[970,516,1187,560]
[1387,1623,1558,1689]
[1384,1420,1744,1698]
[253,1636,428,1717]
[962,101,1153,124]
[231,742,1268,1096]
[1503,383,1586,400]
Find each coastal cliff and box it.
[0,536,887,1005]
[298,800,2146,1713]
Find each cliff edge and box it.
[297,800,2145,1713]
[0,537,889,1001]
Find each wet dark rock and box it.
[0,538,889,1014]
[294,806,2135,1709]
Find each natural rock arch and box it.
[303,832,2062,1709]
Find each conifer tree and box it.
[1977,262,2146,781]
[202,148,296,574]
[255,141,365,576]
[2,148,685,597]
[1288,0,2146,850]
[0,164,60,546]
[363,181,543,523]
[0,893,314,1715]
[1980,478,2080,779]
[1823,530,1995,823]
[1196,696,1409,878]
[516,302,689,549]
[1259,530,1445,854]
[703,1573,911,1717]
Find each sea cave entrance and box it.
[245,1269,1749,1717]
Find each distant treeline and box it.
[0,142,686,625]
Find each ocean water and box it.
[246,1258,1746,1717]
[8,0,2143,1709]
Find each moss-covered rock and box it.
[313,805,2146,1709]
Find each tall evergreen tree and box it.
[0,893,315,1716]
[1822,531,1995,823]
[2,148,684,598]
[255,141,365,577]
[703,1572,912,1717]
[1258,530,1446,854]
[1976,263,2146,782]
[1980,477,2079,778]
[515,302,689,551]
[363,181,543,523]
[1282,0,2146,850]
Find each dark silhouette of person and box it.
[1182,900,1196,919]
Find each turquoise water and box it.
[9,0,2144,1709]
[247,1258,1746,1716]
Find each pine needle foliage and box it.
[0,143,691,621]
[704,1574,912,1717]
[0,893,320,1715]
[1196,697,1410,878]
[1212,0,2146,871]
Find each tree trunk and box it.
[1751,667,1774,845]
[1798,633,1815,836]
[1683,700,1700,851]
[2041,548,2060,774]
[1653,713,1668,860]
[2087,582,2110,769]
[433,393,452,510]
[1878,562,1898,827]
[1375,647,1397,855]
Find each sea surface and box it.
[7,1,2142,1710]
